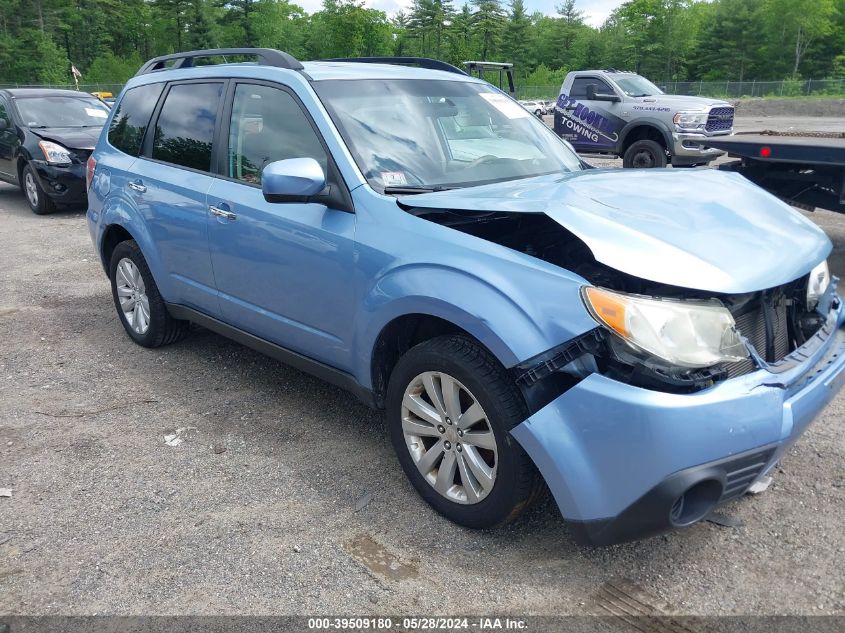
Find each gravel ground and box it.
[1,119,844,618]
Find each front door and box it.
[556,76,624,153]
[0,96,19,183]
[207,81,357,370]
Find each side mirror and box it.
[586,84,620,102]
[0,119,8,131]
[262,158,326,203]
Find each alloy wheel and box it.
[401,371,498,504]
[115,258,151,334]
[24,172,39,207]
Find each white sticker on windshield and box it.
[85,108,108,118]
[479,92,530,119]
[380,171,407,186]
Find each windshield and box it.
[313,79,582,192]
[15,96,110,128]
[611,74,664,98]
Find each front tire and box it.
[109,240,189,348]
[622,139,668,168]
[387,335,544,529]
[22,164,56,215]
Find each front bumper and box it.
[671,131,730,163]
[30,160,87,206]
[512,299,845,545]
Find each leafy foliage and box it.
[0,0,841,88]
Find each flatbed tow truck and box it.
[706,132,845,214]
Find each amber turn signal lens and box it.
[583,286,629,337]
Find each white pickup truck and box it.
[554,69,734,168]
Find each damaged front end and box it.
[506,270,844,545]
[404,200,838,408]
[397,180,844,545]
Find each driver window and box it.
[228,84,327,185]
[571,77,613,99]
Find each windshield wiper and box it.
[383,185,455,195]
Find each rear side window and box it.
[108,83,165,156]
[151,83,223,172]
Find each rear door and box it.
[558,76,624,153]
[205,80,357,369]
[130,80,225,316]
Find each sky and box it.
[295,0,625,27]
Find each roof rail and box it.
[135,48,303,76]
[322,57,467,76]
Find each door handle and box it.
[209,205,237,221]
[127,181,146,193]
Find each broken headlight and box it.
[582,286,749,368]
[806,259,831,311]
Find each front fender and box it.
[351,263,597,389]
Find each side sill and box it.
[165,303,377,409]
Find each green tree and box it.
[471,0,505,60]
[501,0,532,70]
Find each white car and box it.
[518,100,545,117]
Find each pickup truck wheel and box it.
[22,164,56,215]
[109,240,189,348]
[623,139,668,168]
[387,334,544,528]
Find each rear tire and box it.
[387,334,544,529]
[623,139,668,168]
[22,164,56,215]
[109,240,189,348]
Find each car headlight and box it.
[673,110,708,131]
[38,140,72,165]
[806,259,831,311]
[582,286,749,368]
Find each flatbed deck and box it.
[707,133,845,214]
[706,134,845,166]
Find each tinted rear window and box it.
[151,83,223,172]
[108,83,165,156]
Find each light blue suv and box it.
[86,48,845,545]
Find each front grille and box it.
[706,106,734,132]
[720,447,776,501]
[723,297,790,378]
[71,148,92,164]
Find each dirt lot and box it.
[1,135,844,619]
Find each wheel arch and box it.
[100,224,136,273]
[369,313,498,409]
[96,198,166,294]
[619,120,672,154]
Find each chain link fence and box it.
[516,78,845,100]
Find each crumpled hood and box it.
[30,126,101,150]
[399,169,832,294]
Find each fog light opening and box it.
[670,480,722,527]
